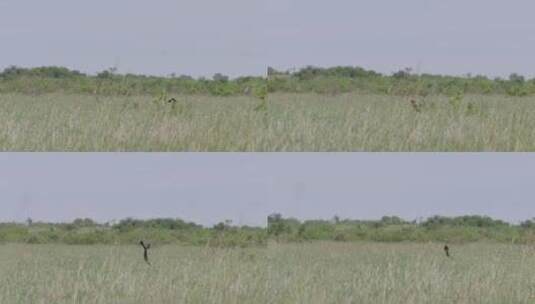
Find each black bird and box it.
[444,244,450,257]
[139,241,151,265]
[167,98,177,103]
[410,99,422,113]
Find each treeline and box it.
[0,217,266,247]
[2,214,535,246]
[0,66,267,96]
[267,214,534,243]
[2,65,535,97]
[268,66,535,96]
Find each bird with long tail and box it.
[140,241,151,265]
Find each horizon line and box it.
[2,64,533,80]
[5,213,532,228]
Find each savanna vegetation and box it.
[3,213,535,303]
[2,242,535,303]
[2,92,535,151]
[268,66,535,97]
[0,66,266,97]
[2,65,535,151]
[2,65,533,97]
[3,215,535,246]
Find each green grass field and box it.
[1,242,534,303]
[1,93,535,151]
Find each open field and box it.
[1,242,535,303]
[1,93,535,151]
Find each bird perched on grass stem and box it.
[410,98,422,113]
[444,244,450,257]
[139,241,151,265]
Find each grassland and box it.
[1,93,535,151]
[1,242,534,303]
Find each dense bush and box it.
[0,66,266,96]
[1,214,535,246]
[3,65,535,97]
[267,66,535,96]
[266,214,527,244]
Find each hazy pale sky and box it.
[1,153,534,226]
[2,1,535,77]
[0,0,266,77]
[264,0,535,78]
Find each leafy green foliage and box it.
[2,214,535,246]
[3,65,535,97]
[0,66,266,97]
[267,66,535,96]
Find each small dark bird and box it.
[139,241,151,265]
[444,244,450,257]
[167,98,177,103]
[410,99,421,113]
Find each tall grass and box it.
[1,93,535,151]
[1,242,534,303]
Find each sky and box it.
[263,0,535,78]
[2,1,535,78]
[1,153,535,227]
[0,0,266,78]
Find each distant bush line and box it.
[2,214,535,246]
[0,66,266,97]
[2,65,535,97]
[267,66,535,96]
